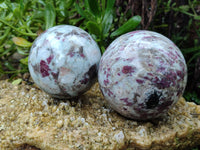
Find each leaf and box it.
[86,21,101,37]
[4,61,15,71]
[101,46,105,54]
[187,51,200,65]
[17,47,29,55]
[59,0,68,17]
[75,4,95,21]
[20,56,29,65]
[179,5,190,12]
[5,12,13,21]
[102,10,113,34]
[33,10,44,19]
[106,0,115,11]
[110,15,141,37]
[0,2,8,9]
[101,0,115,34]
[12,78,22,85]
[0,47,12,57]
[86,0,100,17]
[12,37,32,47]
[45,2,56,30]
[101,0,106,12]
[66,0,75,9]
[84,10,96,21]
[194,15,200,20]
[0,27,11,45]
[13,7,22,20]
[84,0,89,10]
[20,0,24,15]
[75,3,86,18]
[182,46,200,54]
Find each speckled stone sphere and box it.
[98,30,187,120]
[28,25,101,99]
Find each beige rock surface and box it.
[0,80,200,150]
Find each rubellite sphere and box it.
[28,25,101,99]
[98,30,187,120]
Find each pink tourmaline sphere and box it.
[98,30,187,120]
[28,25,101,99]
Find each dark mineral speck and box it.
[146,91,162,109]
[80,78,89,84]
[79,46,85,58]
[51,72,59,81]
[80,64,97,85]
[87,64,97,80]
[71,30,79,35]
[55,32,63,36]
[158,100,173,112]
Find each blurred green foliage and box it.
[75,0,141,52]
[0,0,141,79]
[0,0,76,78]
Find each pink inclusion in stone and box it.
[40,60,51,77]
[122,66,135,74]
[47,55,54,64]
[120,98,133,106]
[136,79,144,84]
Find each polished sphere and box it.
[98,30,187,120]
[29,25,101,99]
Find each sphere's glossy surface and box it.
[29,25,101,99]
[98,30,187,120]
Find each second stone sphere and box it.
[28,25,101,99]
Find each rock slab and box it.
[0,80,199,150]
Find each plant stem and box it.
[187,51,200,65]
[0,18,37,37]
[0,27,11,45]
[0,69,28,74]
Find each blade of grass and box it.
[66,0,75,9]
[187,51,200,65]
[110,15,141,37]
[182,46,200,54]
[45,2,56,30]
[86,21,101,36]
[86,0,100,17]
[0,27,11,45]
[102,0,115,34]
[102,10,113,34]
[0,18,37,37]
[106,0,115,11]
[75,3,86,18]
